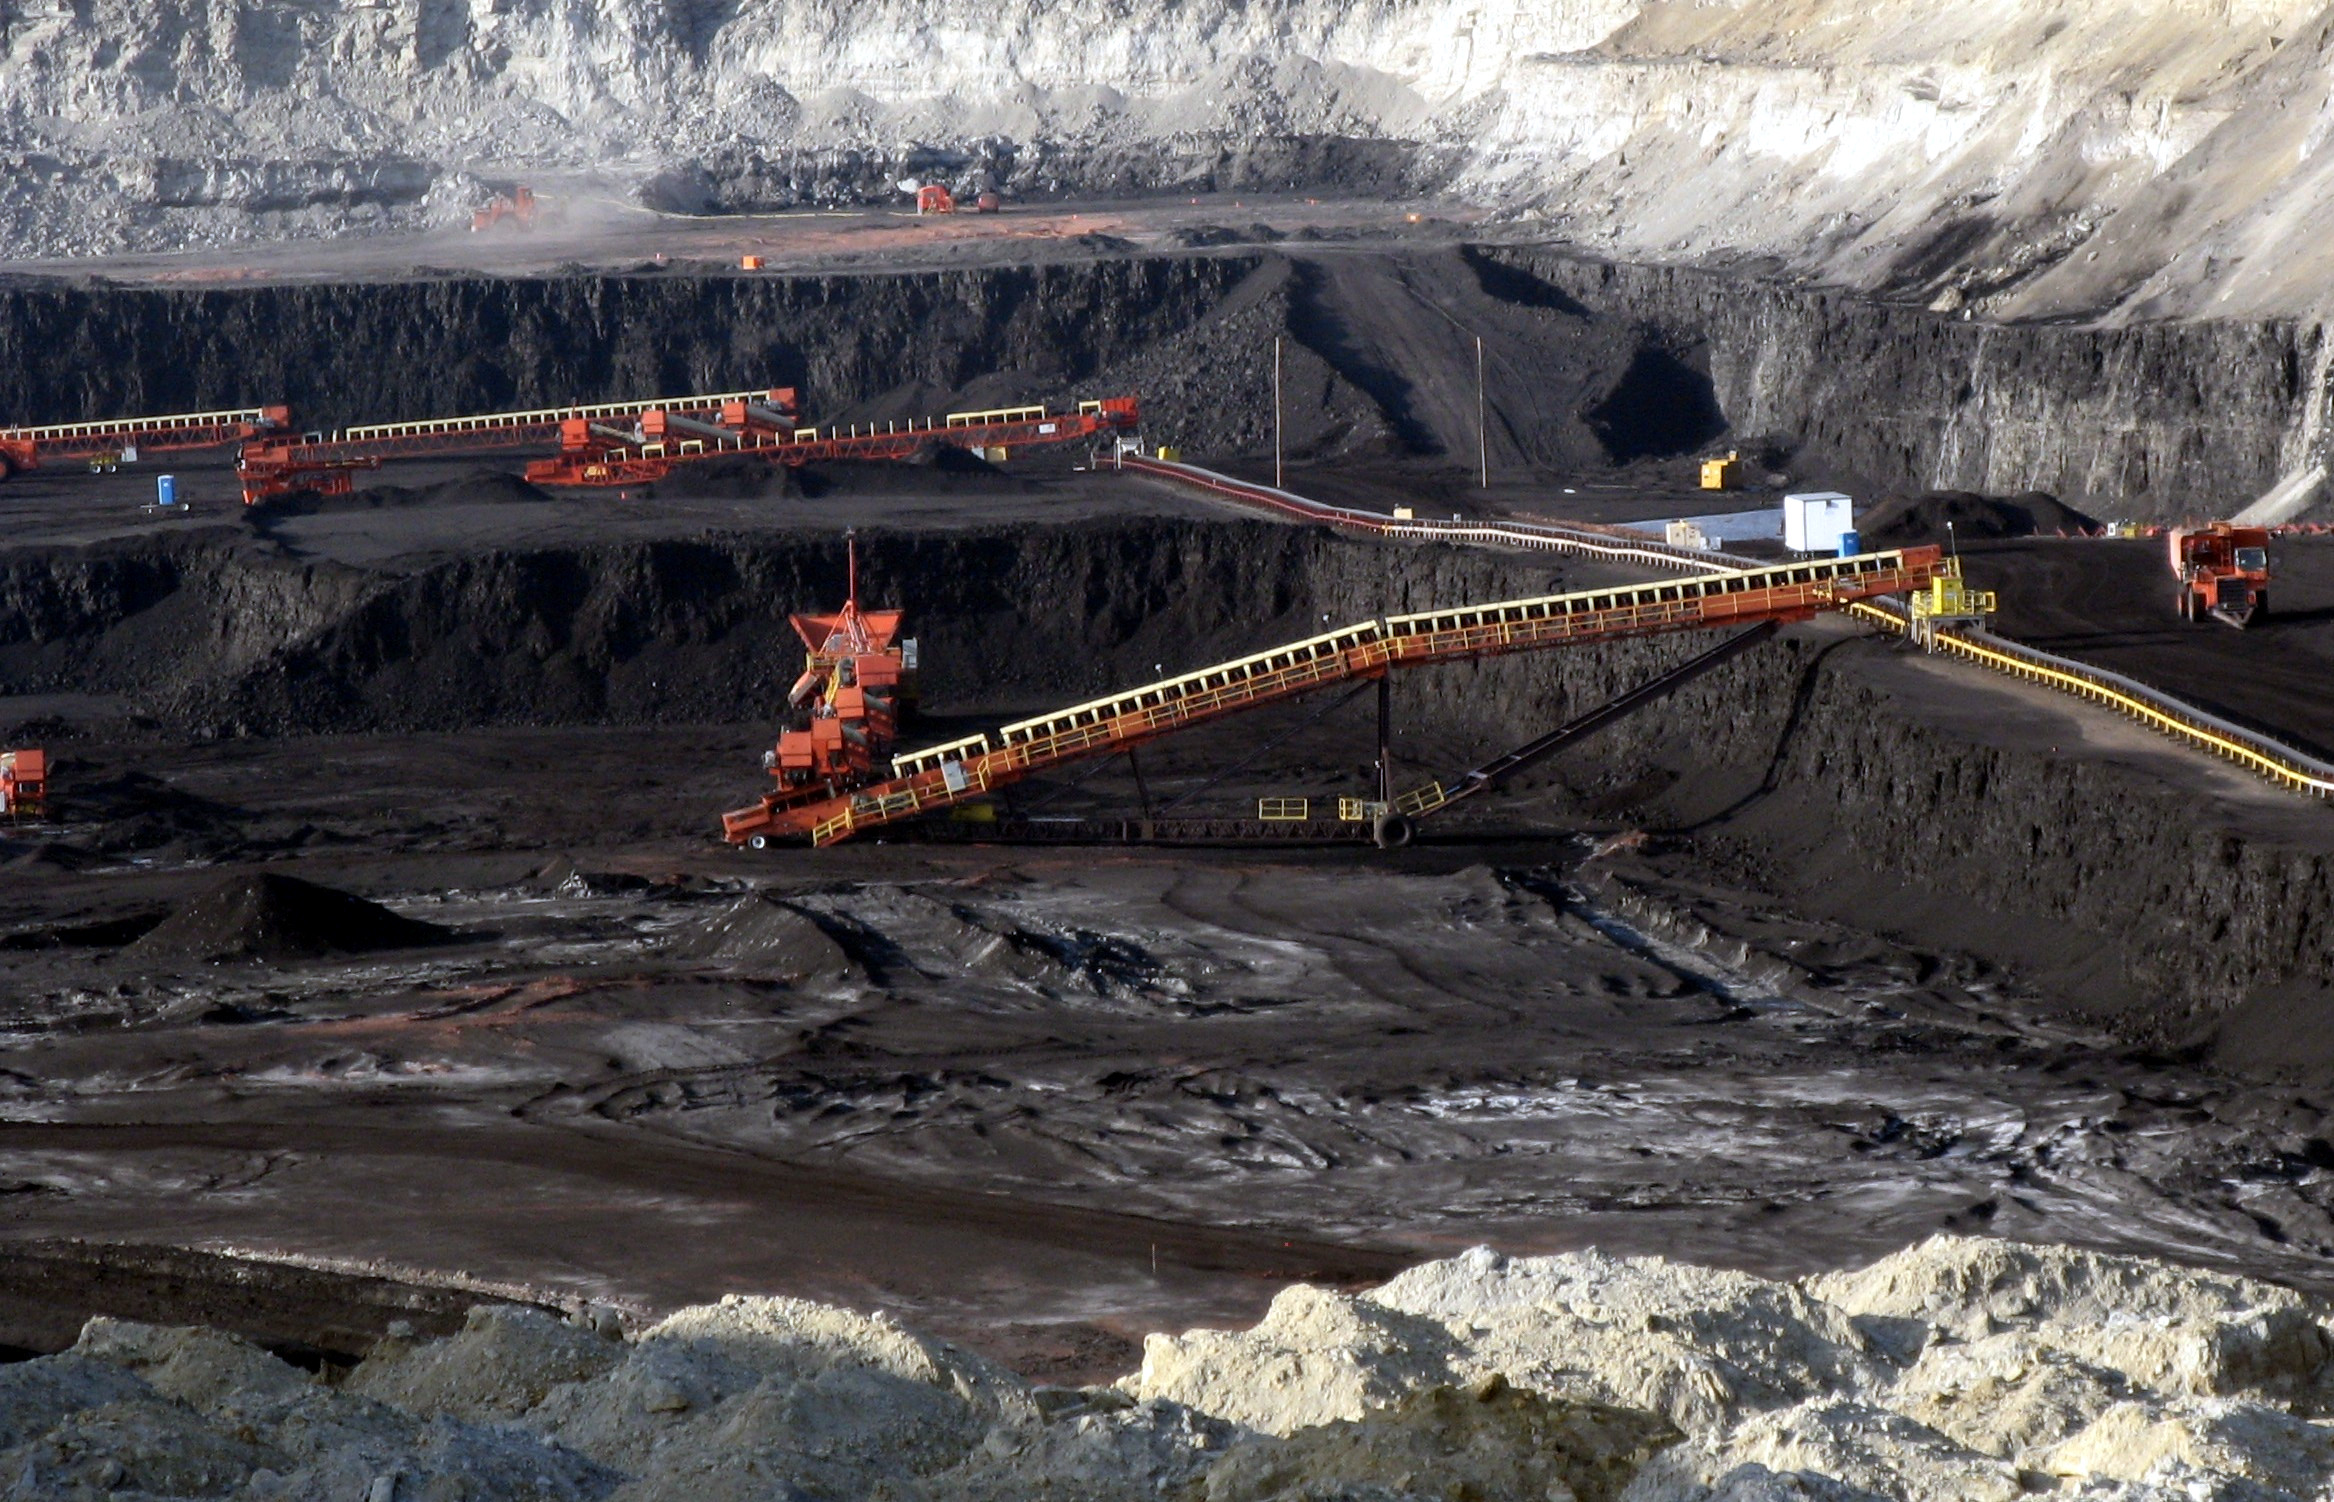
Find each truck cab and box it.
[2168,522,2271,627]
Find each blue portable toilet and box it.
[156,475,178,508]
[1836,529,1860,557]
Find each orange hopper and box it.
[759,535,914,802]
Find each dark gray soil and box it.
[1,470,2332,1379]
[0,241,2328,1377]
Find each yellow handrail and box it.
[1852,601,2334,797]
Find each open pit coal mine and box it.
[5,231,2334,1502]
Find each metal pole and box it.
[1476,334,1488,490]
[1127,747,1154,821]
[1376,674,1393,806]
[1269,338,1288,489]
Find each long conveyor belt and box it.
[1131,452,2334,805]
[722,545,1946,847]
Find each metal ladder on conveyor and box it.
[721,545,1947,848]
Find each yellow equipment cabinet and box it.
[1700,452,1745,491]
[1907,557,1998,649]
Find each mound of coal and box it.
[2,841,103,874]
[1168,223,1285,247]
[669,894,857,978]
[794,452,1035,497]
[0,908,164,949]
[1859,490,2101,544]
[638,456,805,501]
[71,771,250,860]
[125,872,454,964]
[248,471,553,519]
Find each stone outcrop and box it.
[10,1236,2334,1499]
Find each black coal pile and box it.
[2,842,103,874]
[794,450,1035,497]
[638,456,805,501]
[72,771,251,860]
[668,893,858,978]
[247,475,555,527]
[124,872,455,964]
[246,471,554,521]
[1859,490,2101,545]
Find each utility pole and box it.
[1273,336,1285,491]
[1476,333,1488,490]
[1376,675,1393,807]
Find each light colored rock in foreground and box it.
[5,1235,2334,1500]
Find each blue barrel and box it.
[156,475,178,507]
[1837,529,1860,557]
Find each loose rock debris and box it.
[8,1235,2334,1500]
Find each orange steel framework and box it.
[722,544,1947,848]
[9,389,1136,505]
[0,405,291,480]
[235,388,799,504]
[523,398,1140,487]
[765,533,915,796]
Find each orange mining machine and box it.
[0,749,46,818]
[754,535,917,822]
[2169,521,2271,627]
[911,183,1001,215]
[472,186,540,232]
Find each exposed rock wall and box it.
[0,518,1569,732]
[1546,622,2334,1064]
[0,257,1264,437]
[1503,249,2328,513]
[7,0,2334,322]
[1,252,2323,512]
[1762,657,2334,1045]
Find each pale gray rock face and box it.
[5,0,2334,318]
[11,1236,2334,1499]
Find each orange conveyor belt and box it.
[723,543,1946,847]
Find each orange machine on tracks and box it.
[0,405,289,482]
[2169,522,2271,627]
[723,544,1948,848]
[759,533,916,810]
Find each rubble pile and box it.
[11,1236,2334,1499]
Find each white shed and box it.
[1784,492,1855,554]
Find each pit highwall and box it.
[1,247,2324,516]
[3,515,2327,1064]
[1482,246,2328,515]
